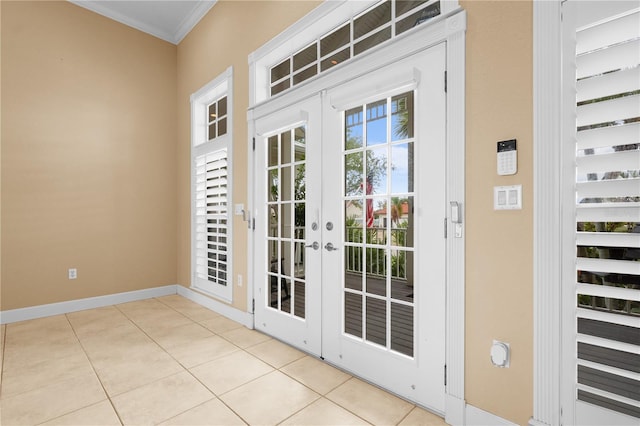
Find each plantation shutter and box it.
[194,149,229,289]
[574,6,640,419]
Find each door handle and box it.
[306,241,319,250]
[324,242,338,252]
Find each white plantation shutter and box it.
[194,149,229,290]
[573,6,640,419]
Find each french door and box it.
[253,43,446,411]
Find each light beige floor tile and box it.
[4,315,72,344]
[40,400,121,425]
[326,378,414,425]
[190,350,273,395]
[111,371,214,425]
[200,315,244,334]
[280,397,370,425]
[145,321,214,350]
[78,322,156,362]
[165,335,240,369]
[117,299,191,330]
[398,406,447,425]
[2,338,84,373]
[66,306,133,337]
[245,338,305,369]
[156,296,222,322]
[0,324,4,386]
[220,371,320,426]
[1,350,94,398]
[92,347,184,397]
[220,327,271,349]
[281,356,351,395]
[0,373,106,425]
[159,398,246,426]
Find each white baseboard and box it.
[0,285,178,324]
[177,285,254,329]
[466,404,517,426]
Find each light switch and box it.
[494,185,522,210]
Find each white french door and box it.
[253,43,446,411]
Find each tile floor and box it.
[0,295,447,425]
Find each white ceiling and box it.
[69,0,217,45]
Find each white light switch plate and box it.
[494,185,522,210]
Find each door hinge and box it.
[252,218,255,230]
[444,364,447,386]
[444,70,448,93]
[252,137,256,151]
[444,218,448,238]
[252,298,255,312]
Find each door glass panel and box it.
[265,127,308,317]
[343,91,415,357]
[345,292,363,337]
[366,296,387,346]
[345,107,364,148]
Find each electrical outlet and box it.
[68,268,77,280]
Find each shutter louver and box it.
[574,8,640,418]
[195,149,229,287]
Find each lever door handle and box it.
[306,241,319,250]
[324,242,338,252]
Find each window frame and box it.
[190,67,234,302]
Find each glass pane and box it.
[391,143,413,194]
[268,136,278,167]
[282,166,292,202]
[293,66,318,85]
[271,58,290,82]
[354,27,392,56]
[294,202,305,228]
[396,0,429,17]
[354,1,391,40]
[345,152,364,196]
[281,130,292,164]
[208,103,216,121]
[294,165,305,201]
[346,107,364,149]
[294,239,305,277]
[281,203,292,238]
[293,44,317,72]
[366,265,386,296]
[294,280,306,319]
[294,126,306,145]
[208,123,216,140]
[271,79,290,96]
[268,169,278,202]
[391,303,413,356]
[218,96,227,117]
[345,249,363,291]
[345,292,363,337]
[366,297,386,346]
[397,1,441,35]
[366,100,387,146]
[366,149,388,194]
[345,200,364,235]
[218,117,227,136]
[269,273,279,308]
[321,47,350,71]
[321,23,350,56]
[392,92,414,141]
[281,241,292,313]
[269,206,279,238]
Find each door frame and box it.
[248,6,467,423]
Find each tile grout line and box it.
[62,312,125,426]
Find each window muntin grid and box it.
[269,0,441,97]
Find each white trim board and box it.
[178,285,253,329]
[0,285,253,329]
[466,404,518,426]
[0,285,178,324]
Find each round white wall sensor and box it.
[490,341,510,368]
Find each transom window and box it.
[269,0,441,96]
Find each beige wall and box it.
[1,1,178,310]
[461,1,533,424]
[176,0,321,311]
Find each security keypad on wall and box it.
[497,139,517,176]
